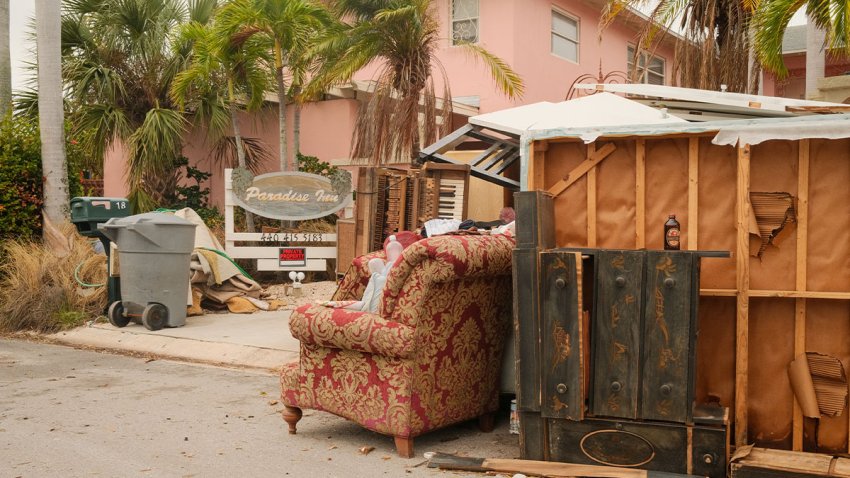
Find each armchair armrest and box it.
[289,304,414,359]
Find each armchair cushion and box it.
[289,304,414,359]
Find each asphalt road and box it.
[0,339,518,478]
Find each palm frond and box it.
[209,135,272,173]
[460,43,525,99]
[753,0,806,77]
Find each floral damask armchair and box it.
[279,233,514,457]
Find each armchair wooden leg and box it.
[478,412,496,432]
[282,405,302,434]
[394,436,414,458]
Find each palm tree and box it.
[753,0,850,80]
[171,17,273,230]
[215,0,333,172]
[308,0,523,166]
[35,0,69,227]
[0,0,11,117]
[61,0,217,212]
[604,0,753,93]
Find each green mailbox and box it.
[70,197,131,236]
[70,197,131,310]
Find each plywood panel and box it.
[807,139,850,292]
[645,139,689,251]
[747,298,795,449]
[749,141,799,292]
[596,140,637,249]
[698,139,737,290]
[804,299,850,453]
[548,142,588,247]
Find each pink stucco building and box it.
[761,24,850,101]
[104,0,676,208]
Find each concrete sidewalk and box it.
[49,309,298,373]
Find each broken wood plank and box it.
[688,137,699,250]
[794,138,810,451]
[547,142,617,198]
[636,139,646,248]
[427,453,704,478]
[735,143,752,448]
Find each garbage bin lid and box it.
[105,212,196,227]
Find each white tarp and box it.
[712,114,850,145]
[574,83,848,113]
[470,92,686,136]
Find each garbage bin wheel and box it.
[107,301,130,328]
[141,303,168,331]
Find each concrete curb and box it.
[49,326,297,374]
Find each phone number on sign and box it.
[260,232,326,243]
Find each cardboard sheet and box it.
[749,192,796,258]
[788,352,848,419]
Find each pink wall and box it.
[762,52,850,99]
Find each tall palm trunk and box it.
[230,108,255,232]
[35,0,69,230]
[0,0,10,117]
[228,80,254,232]
[293,85,301,161]
[275,41,288,171]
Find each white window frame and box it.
[551,8,580,63]
[627,45,665,85]
[451,0,479,45]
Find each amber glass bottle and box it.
[664,214,681,250]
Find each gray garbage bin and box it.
[98,213,196,330]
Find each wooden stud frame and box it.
[793,139,809,451]
[525,133,850,451]
[587,143,598,247]
[735,143,752,448]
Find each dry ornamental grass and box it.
[0,225,107,333]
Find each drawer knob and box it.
[556,383,568,394]
[703,453,715,465]
[555,278,566,289]
[615,276,626,287]
[664,278,675,288]
[660,384,672,396]
[610,381,622,392]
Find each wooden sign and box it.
[231,170,352,221]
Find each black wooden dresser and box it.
[513,191,729,477]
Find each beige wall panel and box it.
[645,139,689,250]
[548,142,588,247]
[807,139,850,292]
[748,298,796,449]
[698,139,737,289]
[695,298,737,408]
[749,141,799,292]
[804,299,850,452]
[596,140,637,249]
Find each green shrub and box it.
[0,115,85,240]
[164,157,224,229]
